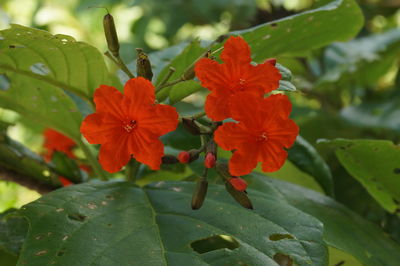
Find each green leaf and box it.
[248,173,400,266]
[156,40,206,102]
[277,80,296,92]
[288,136,334,196]
[17,181,327,265]
[236,0,364,61]
[318,28,400,87]
[169,80,205,105]
[340,93,400,133]
[318,139,400,213]
[328,246,362,266]
[0,25,111,140]
[0,209,28,256]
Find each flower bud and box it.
[136,48,153,81]
[181,118,201,135]
[162,155,179,164]
[103,13,120,57]
[178,151,190,163]
[225,181,253,209]
[204,152,216,168]
[228,177,247,191]
[265,58,276,66]
[191,177,208,210]
[59,176,73,187]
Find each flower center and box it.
[123,120,137,133]
[238,78,246,91]
[256,132,268,142]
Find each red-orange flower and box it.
[194,36,281,121]
[214,93,299,176]
[80,77,179,173]
[43,129,76,162]
[58,176,73,187]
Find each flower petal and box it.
[124,77,155,116]
[194,58,229,91]
[229,147,258,176]
[214,122,250,151]
[139,104,179,136]
[80,113,121,144]
[243,62,281,94]
[93,85,125,119]
[261,94,293,127]
[268,119,299,148]
[98,132,131,173]
[260,141,288,172]
[229,93,264,129]
[130,130,163,170]
[204,90,231,121]
[220,36,251,66]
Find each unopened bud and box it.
[103,13,120,57]
[59,176,73,187]
[225,181,253,209]
[162,155,179,164]
[191,177,208,210]
[228,177,247,191]
[215,162,231,180]
[181,49,212,81]
[178,151,190,163]
[136,48,153,81]
[182,118,201,135]
[204,153,216,169]
[265,58,276,66]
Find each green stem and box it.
[125,159,141,182]
[77,139,108,181]
[104,51,135,79]
[157,67,175,89]
[116,56,135,79]
[156,77,184,93]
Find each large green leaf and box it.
[248,173,400,266]
[236,0,364,61]
[318,139,400,213]
[318,28,400,87]
[288,136,334,196]
[340,92,400,133]
[0,25,111,139]
[0,209,28,256]
[17,181,327,265]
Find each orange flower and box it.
[194,36,281,121]
[214,93,299,176]
[58,176,73,187]
[80,77,179,173]
[43,129,76,162]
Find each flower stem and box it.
[104,51,135,79]
[156,67,175,89]
[77,139,108,181]
[125,159,141,182]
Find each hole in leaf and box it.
[67,213,86,222]
[30,63,50,76]
[271,23,278,27]
[191,235,239,254]
[0,74,10,91]
[269,233,294,241]
[273,253,293,266]
[57,249,65,257]
[393,168,400,174]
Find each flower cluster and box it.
[80,77,179,173]
[195,36,299,176]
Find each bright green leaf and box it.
[318,139,400,213]
[169,80,205,105]
[0,25,111,140]
[236,0,364,61]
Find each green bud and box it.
[103,13,120,57]
[136,48,153,81]
[191,177,208,210]
[225,181,253,209]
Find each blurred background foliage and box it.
[0,0,400,244]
